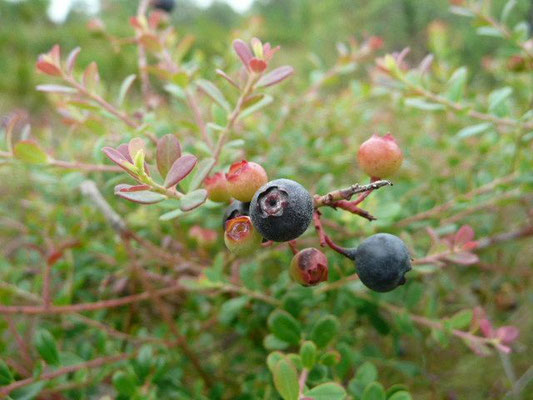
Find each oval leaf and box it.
[14,140,49,164]
[156,134,182,178]
[273,358,299,400]
[257,66,294,88]
[116,190,166,204]
[304,382,347,400]
[233,39,253,69]
[36,84,77,94]
[362,382,386,400]
[117,74,137,106]
[310,315,339,348]
[188,157,216,191]
[35,329,60,366]
[268,310,301,345]
[164,154,198,188]
[180,189,207,211]
[196,79,230,112]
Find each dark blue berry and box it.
[250,179,313,242]
[152,0,175,12]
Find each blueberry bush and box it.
[0,0,532,399]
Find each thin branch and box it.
[313,180,392,208]
[298,368,309,399]
[185,88,212,148]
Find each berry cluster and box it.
[205,133,411,293]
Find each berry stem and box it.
[324,235,354,259]
[288,240,299,255]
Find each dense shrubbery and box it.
[0,0,532,399]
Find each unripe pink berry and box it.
[290,248,329,287]
[204,172,231,203]
[357,133,403,179]
[226,160,268,202]
[224,216,262,256]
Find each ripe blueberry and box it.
[357,133,403,179]
[151,0,175,12]
[250,179,313,242]
[224,216,262,256]
[290,248,329,286]
[348,233,411,292]
[222,201,250,230]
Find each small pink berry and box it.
[226,160,268,202]
[357,133,403,179]
[204,172,231,203]
[290,248,329,287]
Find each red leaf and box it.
[233,39,253,70]
[496,326,519,344]
[114,184,151,193]
[164,154,198,188]
[156,134,182,178]
[257,66,294,87]
[116,143,133,163]
[116,190,166,204]
[454,225,475,248]
[249,58,267,73]
[445,251,479,265]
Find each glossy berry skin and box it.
[357,133,403,179]
[204,172,231,203]
[222,201,250,230]
[290,248,328,286]
[350,233,411,292]
[250,179,313,242]
[152,0,175,12]
[224,216,262,256]
[226,160,268,202]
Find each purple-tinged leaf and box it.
[233,39,253,70]
[13,140,49,164]
[36,84,76,94]
[257,66,294,88]
[164,154,198,188]
[102,147,137,179]
[116,190,166,204]
[479,318,494,338]
[128,138,146,160]
[116,144,133,162]
[216,69,240,89]
[454,225,475,248]
[196,79,230,112]
[66,47,81,75]
[156,134,181,178]
[445,251,479,265]
[114,184,151,193]
[83,62,100,92]
[180,189,207,211]
[496,326,519,344]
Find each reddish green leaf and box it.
[257,66,294,88]
[36,84,76,94]
[156,134,182,178]
[164,154,198,188]
[116,190,166,204]
[196,79,230,112]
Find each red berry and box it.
[357,133,403,179]
[290,248,329,286]
[226,160,268,202]
[224,216,262,256]
[204,172,231,203]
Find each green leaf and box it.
[267,351,284,373]
[444,67,467,102]
[219,296,248,325]
[319,351,341,366]
[404,98,445,111]
[13,141,49,164]
[388,391,413,400]
[117,74,136,106]
[488,87,512,117]
[264,334,290,351]
[304,382,347,400]
[449,6,474,17]
[448,309,473,330]
[362,382,386,400]
[179,189,207,211]
[501,0,517,23]
[239,94,273,119]
[116,190,167,204]
[35,329,60,366]
[196,79,230,112]
[268,310,301,345]
[300,341,317,369]
[112,371,137,396]
[476,26,503,38]
[349,361,378,397]
[309,315,339,348]
[10,381,46,400]
[273,358,299,400]
[0,360,13,384]
[188,157,216,191]
[159,208,184,221]
[456,122,492,139]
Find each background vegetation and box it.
[0,0,532,399]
